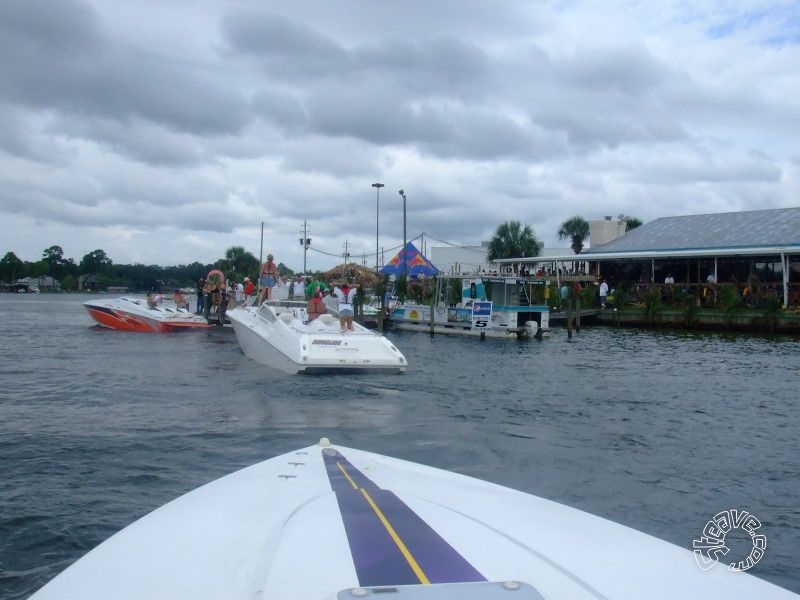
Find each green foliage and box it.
[618,214,644,231]
[375,275,390,300]
[42,245,65,277]
[447,279,462,305]
[546,283,560,310]
[61,274,76,291]
[758,293,783,333]
[79,249,113,274]
[613,281,632,308]
[0,252,23,283]
[682,295,699,327]
[219,246,260,282]
[395,274,408,303]
[642,288,661,323]
[577,285,595,306]
[487,220,543,262]
[408,280,428,304]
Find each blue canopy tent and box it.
[380,242,439,278]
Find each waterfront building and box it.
[500,207,800,308]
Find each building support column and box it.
[782,252,789,307]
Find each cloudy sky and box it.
[1,1,798,271]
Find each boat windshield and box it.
[258,304,277,323]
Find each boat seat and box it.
[318,314,337,326]
[277,312,294,324]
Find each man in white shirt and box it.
[292,277,306,300]
[599,279,609,309]
[235,281,245,306]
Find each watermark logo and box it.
[693,509,766,571]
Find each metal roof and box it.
[592,207,800,253]
[497,207,800,263]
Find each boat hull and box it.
[84,297,210,332]
[29,440,798,600]
[227,305,407,374]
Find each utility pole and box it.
[398,189,407,276]
[343,240,351,265]
[298,221,311,274]
[259,221,264,270]
[372,182,384,272]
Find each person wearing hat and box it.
[244,277,254,305]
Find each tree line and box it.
[0,245,294,292]
[2,215,642,290]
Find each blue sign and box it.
[472,301,492,317]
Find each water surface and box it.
[0,294,798,597]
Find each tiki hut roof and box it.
[323,263,382,288]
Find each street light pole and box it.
[372,183,384,272]
[398,189,407,277]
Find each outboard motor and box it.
[524,320,539,337]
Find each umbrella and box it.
[323,263,382,288]
[305,281,328,297]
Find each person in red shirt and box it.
[244,277,255,306]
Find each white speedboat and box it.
[227,302,407,374]
[84,296,210,332]
[29,438,796,600]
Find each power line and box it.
[421,233,486,251]
[306,233,424,260]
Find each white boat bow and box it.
[29,439,797,600]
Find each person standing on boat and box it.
[235,281,245,306]
[243,277,254,305]
[257,254,278,305]
[323,285,339,317]
[292,276,306,300]
[335,281,358,331]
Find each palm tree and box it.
[487,221,543,263]
[42,245,65,278]
[558,216,590,254]
[618,214,643,231]
[219,246,259,282]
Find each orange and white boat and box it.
[84,296,210,333]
